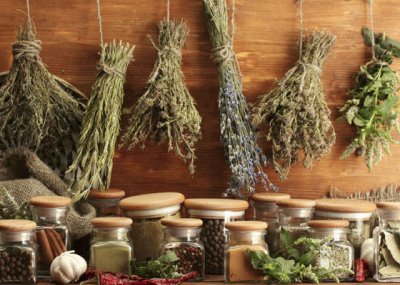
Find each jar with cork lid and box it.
[184,198,249,275]
[88,189,125,216]
[224,221,268,283]
[0,220,37,284]
[30,196,70,279]
[119,192,185,262]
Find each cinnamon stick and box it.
[45,229,63,256]
[37,230,54,266]
[49,229,66,251]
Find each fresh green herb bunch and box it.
[203,0,276,197]
[131,250,181,279]
[340,27,400,170]
[67,41,134,201]
[121,19,201,174]
[252,31,336,180]
[0,186,32,220]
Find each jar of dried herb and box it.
[30,196,70,279]
[315,199,376,257]
[184,198,248,275]
[250,192,290,251]
[373,202,400,282]
[0,220,37,284]
[119,192,184,262]
[161,218,205,280]
[224,221,268,283]
[308,220,354,281]
[90,217,133,274]
[88,189,125,217]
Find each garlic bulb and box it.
[361,238,375,271]
[50,251,87,284]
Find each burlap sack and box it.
[0,147,96,240]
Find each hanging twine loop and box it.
[12,40,42,60]
[368,0,377,61]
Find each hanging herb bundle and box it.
[252,1,336,180]
[203,0,276,197]
[121,10,201,174]
[339,0,400,170]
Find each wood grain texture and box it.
[1,0,400,200]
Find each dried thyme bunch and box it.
[252,31,336,180]
[68,41,134,201]
[203,0,275,197]
[0,186,31,220]
[121,19,201,174]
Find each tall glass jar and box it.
[184,198,248,275]
[90,217,133,274]
[250,192,290,251]
[374,202,400,282]
[315,199,376,257]
[30,196,70,279]
[88,189,125,217]
[224,221,268,283]
[119,192,185,262]
[161,218,205,280]
[308,220,354,281]
[0,220,36,284]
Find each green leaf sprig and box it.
[131,251,181,279]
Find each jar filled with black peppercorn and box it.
[161,218,205,280]
[184,199,248,275]
[0,219,37,284]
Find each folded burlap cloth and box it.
[0,147,95,240]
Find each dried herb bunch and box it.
[68,41,134,201]
[0,19,85,176]
[0,186,31,220]
[252,31,336,180]
[203,0,275,197]
[121,19,201,174]
[340,27,400,170]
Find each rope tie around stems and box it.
[148,35,182,58]
[97,62,125,79]
[12,40,42,60]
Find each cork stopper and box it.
[119,192,185,211]
[161,218,203,228]
[377,202,400,210]
[225,221,268,231]
[308,220,350,229]
[184,198,249,211]
[89,189,125,199]
[276,199,316,208]
[315,199,376,213]
[0,220,37,232]
[30,196,71,208]
[251,192,291,203]
[91,217,132,228]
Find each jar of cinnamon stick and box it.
[30,196,71,279]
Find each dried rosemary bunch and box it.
[121,19,201,174]
[0,19,85,177]
[252,31,336,180]
[203,0,276,197]
[68,41,134,201]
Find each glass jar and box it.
[161,218,205,280]
[119,192,184,262]
[30,196,70,279]
[250,192,290,251]
[88,189,125,217]
[374,202,400,282]
[90,217,133,274]
[0,220,37,284]
[224,221,268,283]
[308,220,354,281]
[315,199,376,257]
[184,198,248,275]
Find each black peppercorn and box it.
[0,248,35,284]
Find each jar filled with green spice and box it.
[90,217,133,274]
[88,189,125,217]
[119,192,184,262]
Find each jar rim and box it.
[315,210,372,220]
[123,204,181,218]
[187,208,245,219]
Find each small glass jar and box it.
[0,220,37,284]
[184,198,248,275]
[119,192,184,262]
[161,218,205,280]
[88,189,125,217]
[90,217,133,274]
[315,199,376,257]
[30,196,70,279]
[374,202,400,282]
[250,192,290,251]
[224,221,268,283]
[308,220,354,281]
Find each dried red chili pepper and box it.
[355,258,369,282]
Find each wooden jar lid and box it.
[315,199,376,213]
[184,198,249,211]
[89,189,125,199]
[0,220,37,232]
[276,199,316,208]
[161,218,203,228]
[225,221,268,231]
[251,192,291,203]
[91,217,132,228]
[308,220,350,229]
[119,192,185,211]
[377,202,400,210]
[30,196,71,208]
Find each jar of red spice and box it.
[88,189,125,216]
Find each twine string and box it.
[299,0,303,57]
[96,0,104,47]
[97,62,125,79]
[167,0,170,23]
[12,40,42,60]
[26,0,31,23]
[368,0,376,61]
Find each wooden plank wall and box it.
[0,0,399,200]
